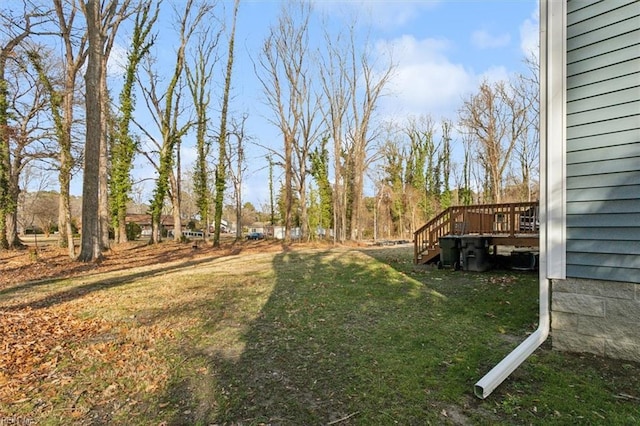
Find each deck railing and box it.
[413,201,539,264]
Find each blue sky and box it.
[90,0,540,209]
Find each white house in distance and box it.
[475,0,640,398]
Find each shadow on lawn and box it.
[158,247,516,425]
[0,256,225,311]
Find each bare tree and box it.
[402,115,437,226]
[185,15,221,243]
[342,28,394,240]
[378,130,406,237]
[26,191,58,237]
[293,61,322,242]
[318,25,350,243]
[439,119,453,208]
[46,0,89,258]
[256,1,313,243]
[513,53,540,201]
[5,53,56,247]
[226,114,248,241]
[459,80,527,203]
[320,21,394,241]
[0,1,50,249]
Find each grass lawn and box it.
[1,244,639,425]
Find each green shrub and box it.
[126,222,142,240]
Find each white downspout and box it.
[474,0,565,399]
[474,267,550,398]
[474,166,551,398]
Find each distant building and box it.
[125,214,173,237]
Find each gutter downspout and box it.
[474,171,551,398]
[474,271,550,398]
[474,0,565,399]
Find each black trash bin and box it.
[511,250,539,271]
[461,236,492,272]
[438,235,462,269]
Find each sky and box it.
[78,0,540,209]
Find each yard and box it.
[1,241,639,424]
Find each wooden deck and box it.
[413,201,539,264]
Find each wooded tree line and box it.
[239,1,538,242]
[0,0,538,260]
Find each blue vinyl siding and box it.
[566,0,640,283]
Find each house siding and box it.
[552,0,640,362]
[565,0,640,283]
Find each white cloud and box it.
[376,35,476,119]
[519,4,540,58]
[471,30,510,49]
[479,66,510,85]
[312,0,441,31]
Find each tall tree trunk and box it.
[283,135,293,241]
[117,209,127,243]
[0,78,9,249]
[52,0,88,258]
[0,147,8,249]
[350,153,364,240]
[5,212,18,248]
[96,0,133,249]
[99,80,110,249]
[78,0,103,262]
[4,163,20,247]
[6,164,22,248]
[299,179,308,241]
[333,140,345,243]
[112,2,158,244]
[213,0,239,247]
[235,184,242,239]
[59,144,75,257]
[169,167,182,241]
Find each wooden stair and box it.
[414,201,539,264]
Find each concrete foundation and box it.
[551,278,640,362]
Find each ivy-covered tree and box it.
[380,137,405,236]
[308,136,332,237]
[110,1,158,243]
[403,117,430,229]
[212,0,239,247]
[138,0,210,244]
